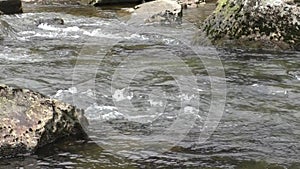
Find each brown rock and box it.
[0,84,88,158]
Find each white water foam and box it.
[82,29,123,39]
[85,103,125,121]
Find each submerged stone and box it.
[35,17,64,26]
[201,0,300,50]
[0,84,88,158]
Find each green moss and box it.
[214,0,242,21]
[215,0,228,12]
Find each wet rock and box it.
[179,0,204,8]
[130,0,182,24]
[201,0,300,50]
[35,18,64,26]
[178,0,218,8]
[0,0,23,14]
[81,0,154,6]
[0,84,88,158]
[88,0,141,6]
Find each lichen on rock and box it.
[0,84,88,158]
[201,0,300,50]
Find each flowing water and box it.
[0,3,299,169]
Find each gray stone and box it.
[201,0,300,50]
[0,0,22,14]
[0,84,88,158]
[129,0,182,24]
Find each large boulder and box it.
[0,84,88,158]
[201,0,300,50]
[129,0,182,24]
[0,0,23,14]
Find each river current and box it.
[0,3,299,169]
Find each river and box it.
[0,2,299,169]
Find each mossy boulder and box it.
[0,84,88,158]
[202,0,300,50]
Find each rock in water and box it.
[130,0,182,24]
[0,0,23,14]
[35,18,64,26]
[0,84,88,158]
[179,0,205,8]
[201,0,300,50]
[88,0,141,5]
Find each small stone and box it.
[35,17,64,26]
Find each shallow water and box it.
[0,3,299,169]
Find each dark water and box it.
[0,3,299,169]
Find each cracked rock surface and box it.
[0,84,88,158]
